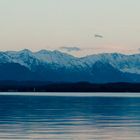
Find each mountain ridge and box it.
[0,49,140,83]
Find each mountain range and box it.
[0,49,140,83]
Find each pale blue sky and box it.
[0,0,140,56]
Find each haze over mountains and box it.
[0,49,140,83]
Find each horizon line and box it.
[0,48,140,58]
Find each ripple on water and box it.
[0,94,140,140]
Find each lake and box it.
[0,93,140,140]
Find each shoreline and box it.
[0,92,140,97]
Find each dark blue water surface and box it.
[0,94,140,140]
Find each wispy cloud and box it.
[60,46,81,52]
[94,34,103,38]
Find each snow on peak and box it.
[0,50,140,74]
[35,50,78,66]
[80,53,140,74]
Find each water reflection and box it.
[0,95,140,140]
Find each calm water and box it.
[0,94,140,140]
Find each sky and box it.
[0,0,140,56]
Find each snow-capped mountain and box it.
[80,53,140,74]
[0,49,140,83]
[5,49,41,69]
[34,50,84,69]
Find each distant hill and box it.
[0,81,140,92]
